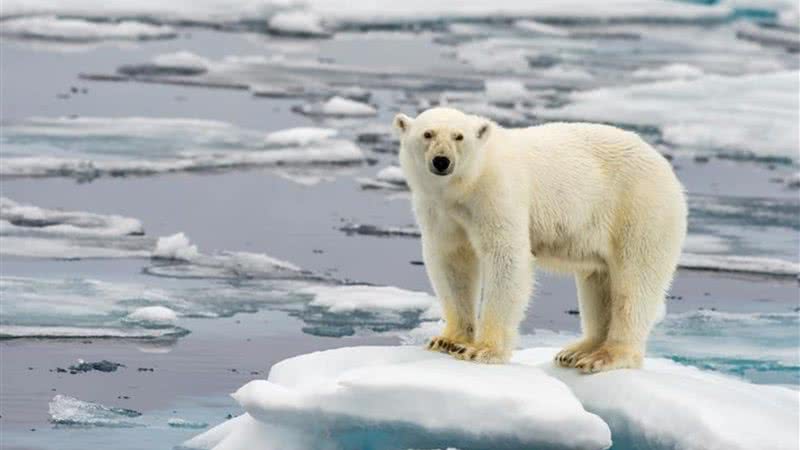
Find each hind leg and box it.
[555,271,611,367]
[574,265,669,373]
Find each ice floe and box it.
[1,116,365,180]
[125,306,179,327]
[294,96,377,117]
[484,79,528,104]
[631,63,705,80]
[0,197,154,259]
[184,346,611,450]
[49,395,142,427]
[537,71,799,162]
[267,11,331,38]
[357,165,408,190]
[185,345,798,450]
[0,16,176,42]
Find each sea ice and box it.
[514,348,800,450]
[537,71,799,162]
[125,306,179,327]
[264,127,338,146]
[484,79,528,104]
[184,346,611,450]
[295,96,377,117]
[49,395,142,427]
[267,11,331,38]
[357,165,408,190]
[1,117,365,180]
[631,63,705,80]
[0,197,154,259]
[0,16,177,41]
[300,285,439,317]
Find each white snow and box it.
[515,20,570,36]
[267,11,330,37]
[301,285,439,317]
[0,197,143,237]
[537,70,799,161]
[153,232,200,261]
[298,96,377,117]
[631,63,705,80]
[184,346,611,450]
[514,348,800,450]
[125,306,178,327]
[357,165,409,190]
[484,79,528,103]
[0,16,177,41]
[264,127,338,146]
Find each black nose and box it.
[432,156,450,172]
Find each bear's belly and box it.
[531,244,607,274]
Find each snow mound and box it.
[49,395,142,427]
[0,16,177,42]
[537,71,799,162]
[1,116,364,180]
[296,96,377,117]
[125,306,178,327]
[184,346,611,450]
[514,348,800,450]
[153,232,200,261]
[267,11,330,37]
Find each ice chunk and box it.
[296,96,377,117]
[152,51,211,71]
[125,306,179,327]
[514,348,799,450]
[515,20,571,36]
[301,285,438,316]
[679,253,799,278]
[153,232,200,261]
[0,16,176,42]
[537,71,800,162]
[631,63,705,80]
[49,395,142,427]
[168,417,209,429]
[68,360,125,373]
[0,197,153,259]
[484,79,528,103]
[267,11,331,38]
[264,127,338,146]
[1,116,365,180]
[184,346,611,450]
[339,223,421,238]
[357,165,408,190]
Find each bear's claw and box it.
[573,344,643,373]
[427,336,467,354]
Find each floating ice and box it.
[184,346,611,450]
[264,127,338,146]
[0,276,189,339]
[631,63,705,80]
[301,285,439,317]
[49,395,142,427]
[514,348,799,450]
[357,165,408,190]
[151,51,211,72]
[125,306,179,327]
[295,96,377,117]
[0,16,177,42]
[340,223,420,238]
[1,116,365,180]
[0,0,733,30]
[0,197,154,259]
[153,233,200,261]
[168,418,209,429]
[484,79,528,104]
[537,71,799,162]
[267,11,330,38]
[679,253,800,278]
[736,21,800,51]
[68,360,125,373]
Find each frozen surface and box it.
[125,306,179,327]
[514,348,799,450]
[0,16,177,42]
[267,11,330,38]
[1,117,365,180]
[186,345,798,450]
[49,395,142,427]
[296,96,377,117]
[537,71,799,162]
[0,197,153,259]
[185,346,611,450]
[357,165,408,190]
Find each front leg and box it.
[421,229,480,354]
[454,226,534,364]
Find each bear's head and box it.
[393,107,492,184]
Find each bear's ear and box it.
[393,113,413,136]
[476,121,492,141]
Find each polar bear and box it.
[393,107,687,372]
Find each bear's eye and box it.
[423,131,433,139]
[454,133,464,141]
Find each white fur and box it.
[393,107,687,371]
